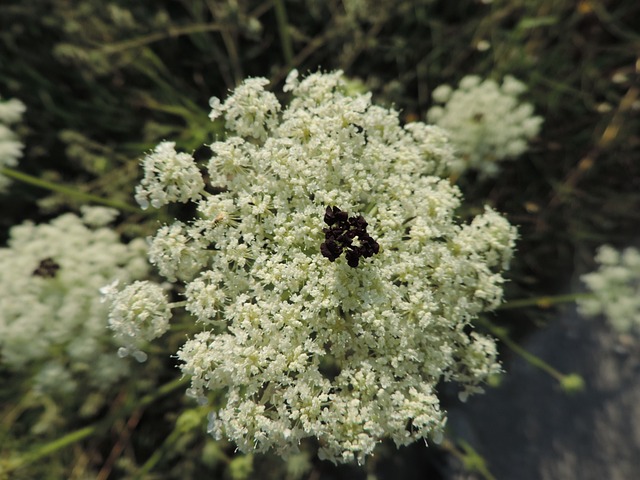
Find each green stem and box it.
[134,421,182,476]
[479,317,564,382]
[1,167,142,214]
[458,440,497,480]
[497,292,592,310]
[137,376,189,410]
[477,317,584,392]
[126,380,203,478]
[273,0,294,68]
[9,426,96,470]
[441,438,496,480]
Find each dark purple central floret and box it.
[32,257,60,278]
[320,206,380,268]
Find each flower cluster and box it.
[338,0,435,22]
[320,206,380,267]
[101,280,171,362]
[427,75,543,177]
[109,70,517,464]
[0,207,149,397]
[0,94,26,192]
[578,245,640,334]
[134,141,205,209]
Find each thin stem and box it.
[137,376,189,410]
[7,426,96,472]
[99,23,223,54]
[477,317,563,381]
[1,167,142,214]
[273,0,294,68]
[440,438,497,480]
[477,317,584,392]
[497,292,592,310]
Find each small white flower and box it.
[579,245,640,334]
[208,77,281,141]
[134,141,205,209]
[283,69,300,92]
[80,205,119,227]
[147,221,211,282]
[208,96,223,121]
[427,75,543,177]
[104,280,171,357]
[431,84,453,104]
[0,95,26,192]
[0,97,26,123]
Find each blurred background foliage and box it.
[1,0,639,478]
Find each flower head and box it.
[579,245,640,334]
[135,141,205,209]
[101,280,171,362]
[0,209,149,396]
[427,75,543,177]
[122,70,517,463]
[0,95,26,192]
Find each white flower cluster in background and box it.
[0,94,26,192]
[108,70,517,464]
[427,75,543,177]
[578,245,640,334]
[339,0,435,22]
[0,207,149,396]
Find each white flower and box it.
[283,69,299,92]
[102,280,171,360]
[80,205,119,226]
[578,245,640,334]
[0,211,149,396]
[208,77,281,141]
[431,84,453,104]
[147,221,211,282]
[134,141,205,209]
[124,70,517,464]
[0,97,26,123]
[0,95,26,192]
[427,75,543,177]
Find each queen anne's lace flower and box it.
[134,141,206,209]
[0,95,26,192]
[101,280,171,362]
[427,75,543,177]
[578,245,640,334]
[0,208,149,396]
[113,70,517,464]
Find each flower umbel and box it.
[117,70,517,464]
[578,245,640,334]
[134,141,205,210]
[427,75,543,177]
[101,280,171,362]
[0,209,149,397]
[0,94,26,192]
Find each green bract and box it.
[110,70,517,464]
